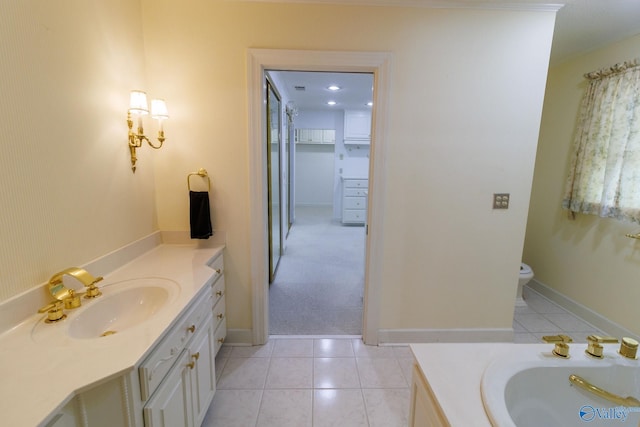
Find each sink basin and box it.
[32,277,180,343]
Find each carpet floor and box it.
[269,205,365,335]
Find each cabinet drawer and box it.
[212,295,226,330]
[344,188,367,197]
[343,210,366,223]
[343,197,366,209]
[139,287,212,401]
[214,318,227,355]
[208,254,224,284]
[344,179,368,188]
[211,275,225,308]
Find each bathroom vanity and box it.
[0,244,226,427]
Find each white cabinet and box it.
[210,253,227,355]
[342,178,368,224]
[55,253,227,427]
[409,364,449,427]
[344,110,371,144]
[144,313,216,427]
[295,128,335,144]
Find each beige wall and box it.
[0,0,157,302]
[141,1,556,334]
[524,33,640,337]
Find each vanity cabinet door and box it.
[144,350,193,427]
[190,315,216,426]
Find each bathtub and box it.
[481,344,640,426]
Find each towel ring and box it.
[187,168,211,192]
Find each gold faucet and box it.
[542,334,573,358]
[585,335,619,358]
[37,267,103,321]
[48,267,104,300]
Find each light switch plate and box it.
[493,193,510,209]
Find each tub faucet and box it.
[585,335,619,358]
[542,334,573,358]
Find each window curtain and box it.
[562,59,640,223]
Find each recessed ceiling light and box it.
[366,102,373,107]
[328,85,341,91]
[327,101,337,106]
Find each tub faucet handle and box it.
[542,335,572,358]
[619,337,639,359]
[586,335,619,358]
[542,334,573,343]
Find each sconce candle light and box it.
[127,90,168,172]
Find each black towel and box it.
[190,191,213,239]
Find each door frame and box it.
[247,49,391,345]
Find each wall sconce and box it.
[127,90,169,172]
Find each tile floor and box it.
[203,287,607,426]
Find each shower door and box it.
[266,78,282,282]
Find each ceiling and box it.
[270,0,640,111]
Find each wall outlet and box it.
[493,193,510,209]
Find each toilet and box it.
[516,263,534,307]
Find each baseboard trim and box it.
[377,328,514,344]
[527,279,639,342]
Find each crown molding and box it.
[226,0,564,12]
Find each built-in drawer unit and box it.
[209,253,226,355]
[139,285,213,401]
[342,178,368,225]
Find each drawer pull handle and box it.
[218,337,225,344]
[192,352,200,361]
[217,313,224,320]
[216,290,223,297]
[187,361,195,370]
[148,347,180,381]
[187,325,196,333]
[214,268,222,274]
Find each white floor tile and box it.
[514,313,561,333]
[202,389,262,427]
[230,341,274,358]
[272,338,314,357]
[314,338,355,357]
[314,357,361,389]
[392,345,413,359]
[217,357,270,389]
[544,313,597,332]
[265,357,313,389]
[352,339,396,358]
[256,389,313,427]
[363,388,410,427]
[356,358,408,389]
[313,389,368,427]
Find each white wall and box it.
[294,110,339,207]
[141,1,556,336]
[524,33,640,336]
[0,0,155,302]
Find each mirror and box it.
[266,78,282,282]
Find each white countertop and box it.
[0,244,223,427]
[410,343,551,426]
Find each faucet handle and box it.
[586,335,619,358]
[542,335,572,358]
[542,334,573,343]
[37,301,66,323]
[619,337,639,360]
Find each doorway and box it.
[247,49,391,345]
[267,70,373,335]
